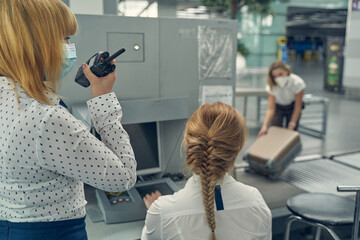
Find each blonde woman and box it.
[142,102,272,240]
[258,60,306,137]
[0,1,136,239]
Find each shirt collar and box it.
[186,172,236,188]
[0,76,60,105]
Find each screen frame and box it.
[126,121,162,176]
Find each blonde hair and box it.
[267,60,292,90]
[0,0,77,105]
[184,102,247,240]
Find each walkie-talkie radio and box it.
[75,48,126,87]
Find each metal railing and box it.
[257,94,329,138]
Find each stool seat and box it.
[287,193,355,226]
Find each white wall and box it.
[343,8,360,89]
[69,0,103,15]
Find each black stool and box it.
[284,186,360,240]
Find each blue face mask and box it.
[60,43,77,79]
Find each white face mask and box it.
[275,76,289,88]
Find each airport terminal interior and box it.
[58,0,359,239]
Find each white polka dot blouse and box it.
[0,77,136,222]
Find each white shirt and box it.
[141,174,272,240]
[266,73,306,106]
[0,77,136,222]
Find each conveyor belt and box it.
[280,158,360,196]
[332,152,360,170]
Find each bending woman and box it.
[258,60,306,137]
[142,102,272,240]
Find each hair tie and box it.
[211,230,214,232]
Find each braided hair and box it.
[184,102,247,240]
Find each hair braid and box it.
[198,136,217,239]
[184,102,247,240]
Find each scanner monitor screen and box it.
[122,122,161,175]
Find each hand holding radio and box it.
[81,62,116,98]
[75,48,126,88]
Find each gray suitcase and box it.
[244,126,302,178]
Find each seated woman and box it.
[141,102,272,240]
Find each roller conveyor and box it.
[280,158,360,196]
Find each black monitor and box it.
[95,121,181,224]
[122,121,161,176]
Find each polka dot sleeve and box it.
[36,93,136,192]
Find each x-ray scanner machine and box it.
[59,14,238,224]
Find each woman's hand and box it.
[143,191,162,209]
[258,126,268,137]
[287,122,296,130]
[82,60,116,98]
